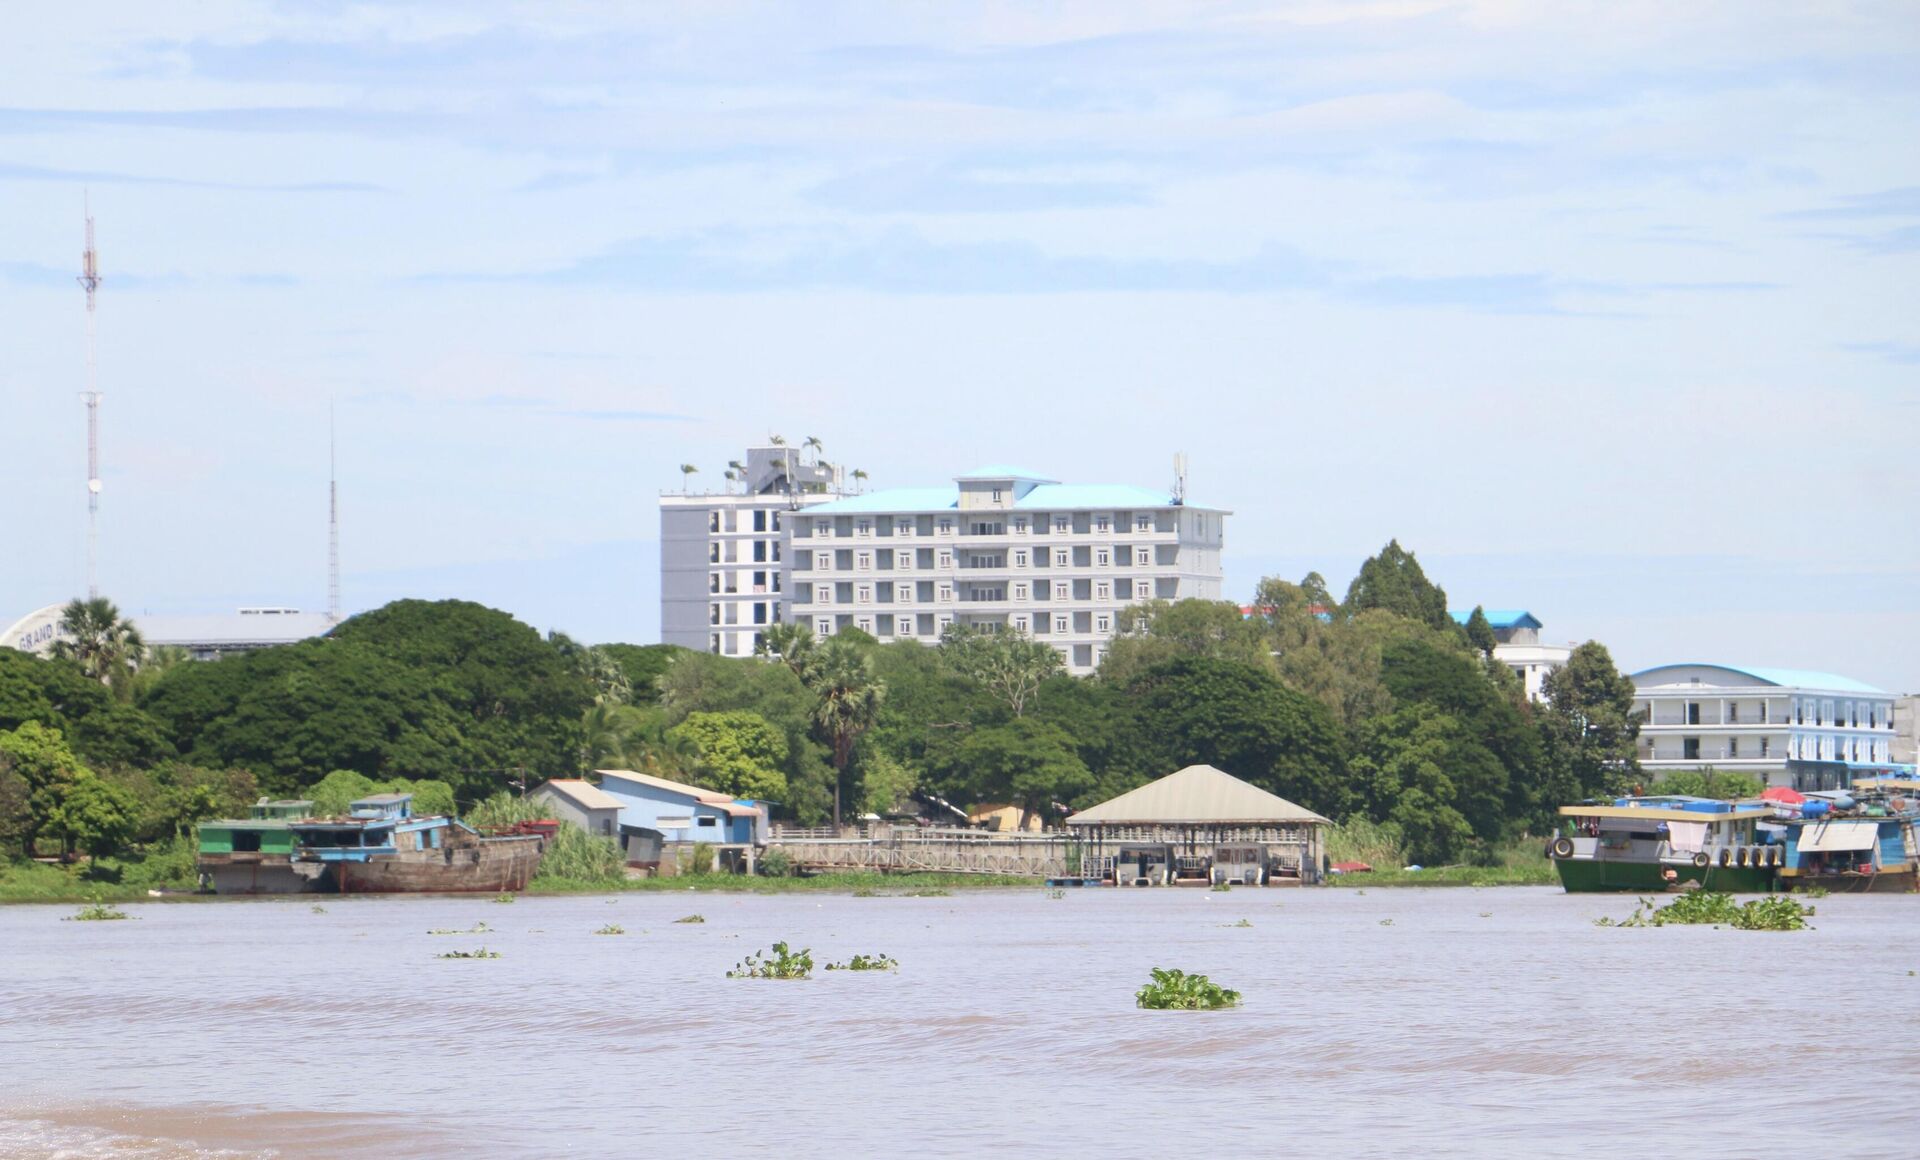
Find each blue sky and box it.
[1,2,1915,690]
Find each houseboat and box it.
[1771,784,1919,894]
[288,794,546,894]
[1549,796,1780,893]
[196,799,314,894]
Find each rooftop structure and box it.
[789,462,1227,675]
[1631,663,1902,791]
[2,603,334,661]
[529,778,623,837]
[1448,608,1570,703]
[1065,764,1329,884]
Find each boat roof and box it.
[1067,764,1329,826]
[1559,805,1775,823]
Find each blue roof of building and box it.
[806,482,1222,515]
[954,464,1057,483]
[1448,609,1541,630]
[1630,663,1886,695]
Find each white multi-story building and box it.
[1631,663,1903,791]
[787,465,1227,675]
[659,445,846,658]
[1447,609,1571,702]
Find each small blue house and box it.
[594,769,767,874]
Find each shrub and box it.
[1135,968,1240,1010]
[759,848,793,878]
[66,902,130,921]
[689,841,715,875]
[728,941,813,979]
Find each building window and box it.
[938,583,953,603]
[1054,582,1069,601]
[857,519,872,537]
[1095,614,1110,634]
[937,614,953,632]
[1096,515,1110,533]
[1095,581,1110,601]
[1014,549,1028,567]
[1728,738,1739,759]
[1136,514,1151,532]
[1053,615,1069,634]
[856,584,873,604]
[897,519,914,537]
[856,615,874,633]
[1054,548,1069,567]
[1013,582,1029,601]
[816,523,831,538]
[1013,517,1028,535]
[1135,547,1151,566]
[937,550,954,569]
[1727,703,1739,724]
[1760,737,1770,758]
[815,585,832,604]
[857,551,872,571]
[1012,614,1029,632]
[1095,548,1110,567]
[938,518,954,536]
[815,618,832,636]
[1054,516,1070,534]
[991,488,1003,502]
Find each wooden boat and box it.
[287,793,546,895]
[1549,797,1780,893]
[1771,783,1920,894]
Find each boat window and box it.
[233,830,262,853]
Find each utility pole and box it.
[77,196,103,599]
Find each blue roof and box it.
[1630,663,1886,695]
[954,465,1057,483]
[804,482,1223,515]
[1448,609,1541,630]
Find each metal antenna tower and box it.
[328,401,341,624]
[77,195,103,599]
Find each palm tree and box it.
[852,468,869,493]
[678,463,699,493]
[728,459,747,493]
[48,597,143,689]
[756,621,816,678]
[803,436,823,465]
[806,639,886,829]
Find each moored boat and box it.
[196,799,317,895]
[288,793,545,894]
[1770,781,1920,894]
[1549,797,1780,893]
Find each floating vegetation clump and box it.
[851,887,877,898]
[492,893,516,904]
[826,953,898,971]
[903,888,949,897]
[66,903,131,922]
[1595,892,1813,931]
[1222,919,1252,928]
[1136,968,1241,1011]
[436,948,501,959]
[1378,918,1394,927]
[674,914,706,924]
[595,924,626,936]
[1210,882,1232,892]
[1795,885,1830,899]
[1044,889,1065,900]
[429,922,493,935]
[310,905,328,915]
[728,941,813,979]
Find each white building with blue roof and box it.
[1630,663,1905,791]
[1446,609,1571,702]
[787,464,1228,674]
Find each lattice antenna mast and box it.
[77,195,103,599]
[328,401,341,624]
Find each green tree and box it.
[1651,767,1761,801]
[657,651,834,823]
[1343,540,1451,631]
[548,632,633,705]
[949,718,1092,830]
[756,622,817,679]
[1123,657,1350,817]
[1098,599,1274,685]
[0,721,88,857]
[856,750,917,817]
[1536,641,1641,823]
[1379,637,1542,828]
[667,710,790,801]
[48,597,146,692]
[45,773,137,859]
[1464,606,1498,659]
[807,639,886,828]
[938,623,1063,716]
[1348,703,1507,857]
[596,643,688,704]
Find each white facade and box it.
[787,466,1228,675]
[1632,663,1901,791]
[659,445,846,657]
[1449,610,1571,702]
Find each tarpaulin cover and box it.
[1799,821,1878,853]
[1666,821,1709,854]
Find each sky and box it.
[1,2,1916,691]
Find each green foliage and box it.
[758,848,793,877]
[728,941,814,979]
[1135,968,1241,1010]
[805,638,887,826]
[48,597,145,691]
[688,841,716,875]
[1343,540,1451,631]
[1597,892,1813,930]
[856,750,917,817]
[1098,599,1275,686]
[46,773,138,858]
[595,923,626,935]
[826,953,898,971]
[467,793,625,886]
[1349,704,1500,863]
[1464,606,1498,658]
[429,922,494,935]
[659,651,834,823]
[436,948,501,959]
[595,643,688,704]
[946,717,1092,830]
[67,902,131,921]
[938,624,1063,716]
[1652,767,1763,801]
[0,721,88,856]
[1123,656,1350,817]
[1536,641,1642,823]
[674,913,706,923]
[667,710,789,801]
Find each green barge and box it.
[1550,798,1781,894]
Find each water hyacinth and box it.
[728,941,813,979]
[826,953,898,971]
[437,948,501,959]
[1594,892,1813,931]
[1135,968,1241,1010]
[66,903,131,922]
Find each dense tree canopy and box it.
[1343,539,1452,631]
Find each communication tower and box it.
[77,197,103,599]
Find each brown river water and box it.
[2,886,1916,1158]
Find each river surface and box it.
[2,886,1916,1158]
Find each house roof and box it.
[533,779,624,812]
[1448,609,1542,630]
[1065,764,1330,826]
[1630,664,1886,695]
[595,768,736,806]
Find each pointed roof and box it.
[1065,764,1330,826]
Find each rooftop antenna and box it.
[1172,451,1188,506]
[327,401,341,624]
[77,194,103,599]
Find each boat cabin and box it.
[1114,843,1174,887]
[292,795,459,862]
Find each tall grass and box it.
[466,793,626,887]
